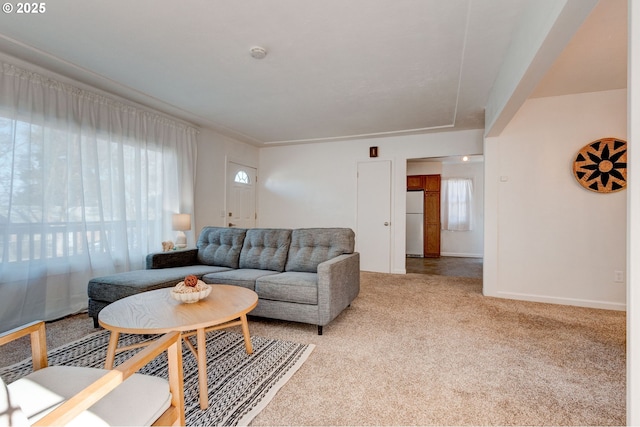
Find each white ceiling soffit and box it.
[530,0,627,98]
[0,0,620,146]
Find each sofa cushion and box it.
[197,227,247,268]
[239,228,292,272]
[203,269,280,290]
[255,272,318,305]
[88,265,230,302]
[285,228,355,273]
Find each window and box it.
[0,59,197,332]
[441,178,473,231]
[234,170,250,184]
[0,118,165,262]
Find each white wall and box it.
[258,129,484,273]
[194,127,259,239]
[407,161,442,175]
[258,142,359,229]
[484,89,627,310]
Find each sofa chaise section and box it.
[87,265,230,327]
[87,227,247,327]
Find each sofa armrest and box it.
[316,252,360,325]
[145,248,198,269]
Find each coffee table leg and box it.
[105,331,120,369]
[240,314,253,354]
[196,328,208,410]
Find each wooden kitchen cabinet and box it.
[424,174,440,192]
[424,190,441,257]
[406,174,441,258]
[407,175,425,190]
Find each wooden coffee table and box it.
[98,284,258,410]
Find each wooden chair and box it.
[0,321,185,426]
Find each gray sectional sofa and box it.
[88,227,360,334]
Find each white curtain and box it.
[441,178,473,231]
[0,59,198,332]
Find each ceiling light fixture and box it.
[462,156,469,162]
[250,46,267,59]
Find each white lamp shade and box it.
[172,214,191,231]
[172,214,191,249]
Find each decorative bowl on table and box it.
[170,275,211,303]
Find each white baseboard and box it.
[490,290,626,311]
[439,252,483,258]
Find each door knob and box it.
[384,222,390,226]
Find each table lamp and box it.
[172,213,191,249]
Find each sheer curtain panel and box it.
[0,60,197,332]
[441,178,473,231]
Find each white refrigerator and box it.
[406,191,424,257]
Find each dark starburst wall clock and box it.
[572,137,627,193]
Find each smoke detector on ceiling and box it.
[250,46,267,59]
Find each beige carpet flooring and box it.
[0,272,626,425]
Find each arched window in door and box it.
[234,170,250,184]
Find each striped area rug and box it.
[0,330,314,426]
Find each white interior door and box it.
[226,161,257,228]
[356,160,391,272]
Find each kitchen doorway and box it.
[406,156,484,278]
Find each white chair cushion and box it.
[0,376,29,427]
[7,366,171,426]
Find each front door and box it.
[356,160,392,272]
[226,161,257,228]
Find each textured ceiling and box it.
[0,0,627,146]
